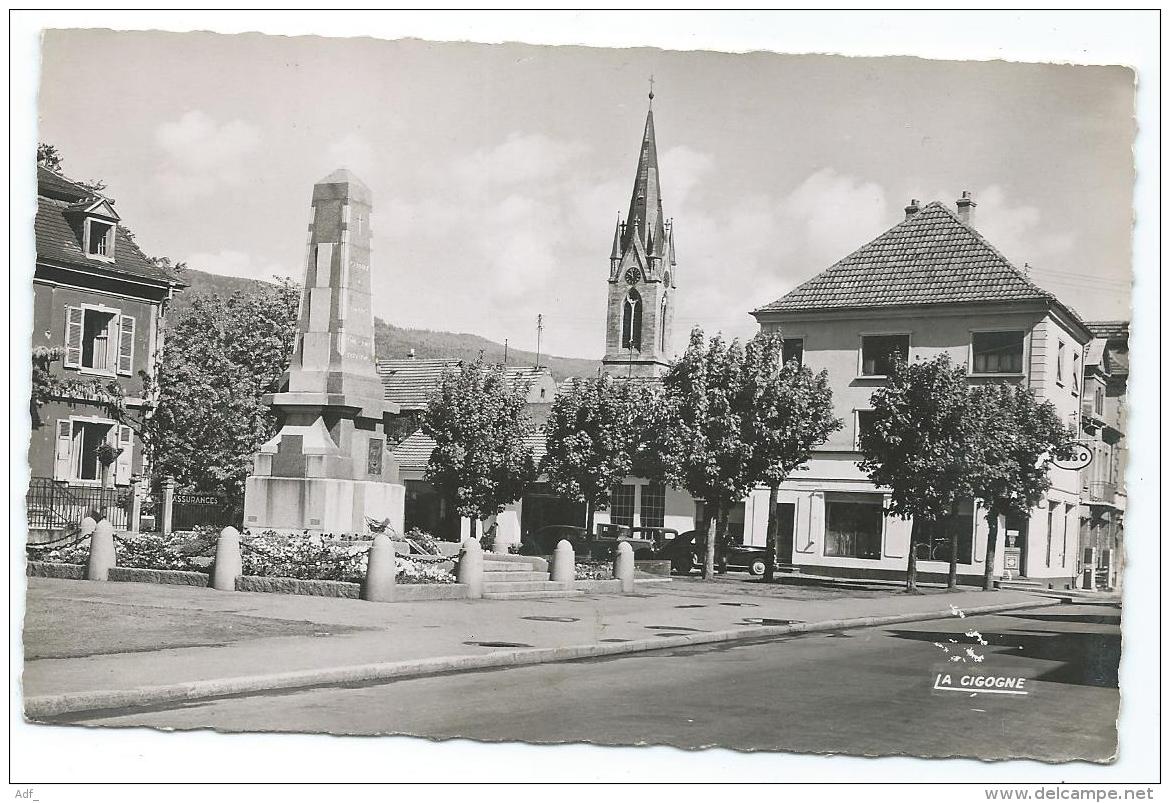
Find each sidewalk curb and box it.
[24,597,1059,719]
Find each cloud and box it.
[154,111,260,200]
[452,132,589,188]
[664,168,891,346]
[959,184,1077,268]
[184,249,293,283]
[324,133,375,178]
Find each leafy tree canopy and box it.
[857,353,976,524]
[422,356,537,529]
[542,374,657,530]
[146,278,300,497]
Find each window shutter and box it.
[63,306,84,368]
[117,314,136,375]
[115,425,134,485]
[53,419,73,480]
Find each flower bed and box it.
[239,530,454,585]
[28,528,455,586]
[575,560,615,581]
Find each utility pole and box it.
[536,314,543,370]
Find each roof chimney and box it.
[904,199,920,220]
[956,190,976,225]
[408,348,415,359]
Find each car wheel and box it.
[748,558,767,577]
[672,558,691,576]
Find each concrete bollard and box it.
[362,533,396,602]
[86,520,116,581]
[551,539,576,585]
[614,541,635,593]
[78,516,98,538]
[457,537,484,599]
[212,526,243,591]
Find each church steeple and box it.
[601,87,677,379]
[623,102,666,258]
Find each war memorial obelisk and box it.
[243,169,405,535]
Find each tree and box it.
[743,334,842,582]
[658,328,759,579]
[37,143,63,172]
[968,383,1074,591]
[857,354,976,592]
[541,374,653,535]
[145,278,300,497]
[37,142,106,192]
[423,356,537,538]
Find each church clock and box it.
[624,267,640,285]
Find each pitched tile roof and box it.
[35,167,186,287]
[392,427,547,473]
[377,358,552,410]
[1085,320,1129,341]
[753,201,1085,328]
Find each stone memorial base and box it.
[243,475,405,536]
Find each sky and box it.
[38,30,1135,360]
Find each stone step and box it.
[484,561,533,573]
[482,590,585,600]
[483,580,570,593]
[481,571,550,582]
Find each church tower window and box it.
[622,290,643,350]
[660,293,669,353]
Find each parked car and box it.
[520,525,591,556]
[657,530,768,576]
[593,522,657,558]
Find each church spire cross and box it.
[648,74,655,104]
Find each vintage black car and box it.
[656,530,768,576]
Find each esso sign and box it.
[1050,443,1093,471]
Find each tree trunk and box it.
[906,532,919,593]
[469,517,478,540]
[715,504,730,574]
[702,506,718,580]
[763,484,780,583]
[983,510,1000,591]
[947,513,960,591]
[585,501,595,536]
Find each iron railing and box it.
[25,477,129,536]
[172,492,242,531]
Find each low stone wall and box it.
[109,567,209,587]
[26,561,84,580]
[392,584,470,601]
[236,575,361,598]
[234,575,469,601]
[574,578,622,593]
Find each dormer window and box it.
[67,197,121,263]
[85,218,116,261]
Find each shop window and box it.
[912,505,974,564]
[609,484,635,526]
[639,483,666,528]
[824,495,884,559]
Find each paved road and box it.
[62,603,1120,762]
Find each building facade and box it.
[29,166,185,532]
[1077,321,1128,590]
[749,195,1093,588]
